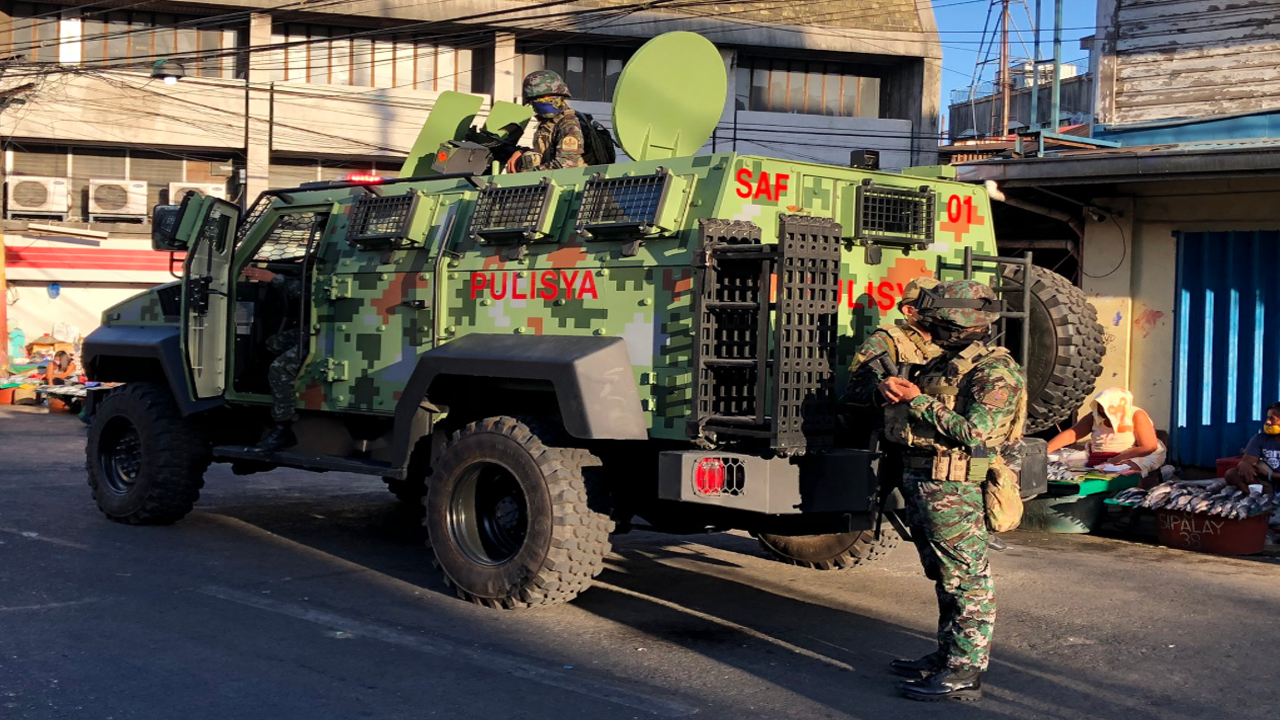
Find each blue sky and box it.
[933,0,1098,127]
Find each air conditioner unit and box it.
[168,182,227,204]
[88,179,148,221]
[5,176,71,219]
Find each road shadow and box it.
[195,474,1251,720]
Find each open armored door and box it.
[180,196,240,398]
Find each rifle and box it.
[867,350,914,541]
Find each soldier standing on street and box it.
[505,70,587,173]
[241,266,302,451]
[870,279,1025,702]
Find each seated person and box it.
[1047,387,1166,474]
[1224,402,1280,494]
[44,350,77,386]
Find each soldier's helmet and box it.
[522,70,572,101]
[898,276,941,311]
[916,279,1001,328]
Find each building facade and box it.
[960,0,1280,467]
[0,0,943,353]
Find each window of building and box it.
[519,44,633,102]
[5,2,60,64]
[270,23,477,92]
[735,58,882,118]
[80,10,241,78]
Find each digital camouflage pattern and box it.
[901,471,995,671]
[519,108,587,171]
[888,343,1025,453]
[918,278,1001,328]
[845,323,940,408]
[267,274,303,423]
[99,152,1000,438]
[880,327,1024,672]
[522,69,572,100]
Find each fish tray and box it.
[1155,509,1268,556]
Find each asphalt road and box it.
[3,405,1279,720]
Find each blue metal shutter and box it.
[1173,231,1280,467]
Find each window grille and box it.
[854,180,935,247]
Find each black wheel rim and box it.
[448,461,529,567]
[99,416,143,495]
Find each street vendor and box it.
[44,351,77,386]
[1224,402,1280,494]
[1047,387,1165,474]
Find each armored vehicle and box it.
[83,33,1103,608]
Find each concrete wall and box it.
[7,282,152,343]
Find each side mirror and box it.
[151,192,210,252]
[152,204,186,251]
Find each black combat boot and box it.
[255,423,297,452]
[889,652,945,678]
[898,667,983,702]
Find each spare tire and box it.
[1002,265,1104,433]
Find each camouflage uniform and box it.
[879,280,1025,673]
[519,109,586,171]
[266,274,303,423]
[518,70,586,172]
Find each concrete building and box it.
[0,0,944,355]
[947,58,1092,141]
[959,0,1280,468]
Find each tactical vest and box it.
[884,342,1026,459]
[879,324,940,367]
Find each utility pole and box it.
[1030,0,1041,129]
[1051,0,1063,131]
[999,0,1011,137]
[0,74,33,376]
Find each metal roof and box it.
[956,139,1280,187]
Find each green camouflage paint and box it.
[102,153,999,438]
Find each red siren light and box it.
[342,173,384,184]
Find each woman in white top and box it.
[1047,387,1166,474]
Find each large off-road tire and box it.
[1003,265,1105,433]
[755,529,900,570]
[424,416,614,609]
[85,382,211,525]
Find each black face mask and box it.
[924,320,991,348]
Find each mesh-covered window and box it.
[855,181,935,246]
[348,194,417,245]
[469,183,552,241]
[254,212,322,262]
[577,173,668,231]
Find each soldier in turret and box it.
[870,279,1026,702]
[505,70,587,173]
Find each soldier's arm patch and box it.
[560,135,581,151]
[980,386,1011,409]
